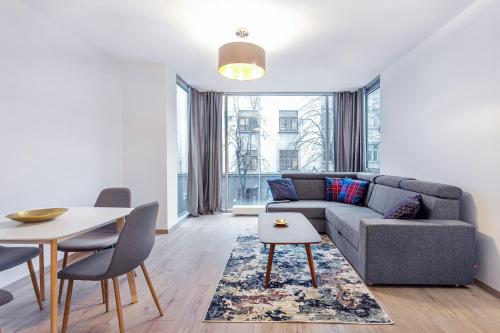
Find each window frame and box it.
[176,75,190,219]
[279,149,299,171]
[364,77,381,173]
[279,110,299,133]
[237,114,259,132]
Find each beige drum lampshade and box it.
[218,42,266,81]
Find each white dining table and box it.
[0,207,134,333]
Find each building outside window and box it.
[368,143,379,163]
[237,111,259,132]
[279,110,298,132]
[248,150,259,170]
[279,149,298,171]
[368,113,380,129]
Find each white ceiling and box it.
[22,0,476,92]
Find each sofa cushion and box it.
[400,179,462,200]
[279,173,359,200]
[324,177,343,201]
[368,184,460,220]
[384,195,422,219]
[326,206,383,249]
[266,200,347,220]
[367,184,417,215]
[418,195,460,220]
[366,184,391,214]
[364,182,375,206]
[291,179,325,200]
[375,175,415,187]
[356,173,380,183]
[383,187,420,215]
[267,178,299,201]
[338,178,369,205]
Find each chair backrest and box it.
[95,187,131,233]
[0,289,13,307]
[95,187,131,208]
[105,202,159,277]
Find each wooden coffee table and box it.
[258,212,322,288]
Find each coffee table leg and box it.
[264,244,275,288]
[305,244,318,288]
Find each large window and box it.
[176,79,189,217]
[222,94,332,209]
[365,78,381,173]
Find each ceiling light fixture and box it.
[218,28,266,81]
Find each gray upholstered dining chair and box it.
[58,202,163,333]
[0,246,43,310]
[57,187,131,303]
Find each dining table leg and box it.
[116,217,138,304]
[50,240,58,333]
[39,244,45,301]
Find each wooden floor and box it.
[1,214,499,333]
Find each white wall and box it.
[381,0,500,290]
[122,63,178,230]
[165,69,179,229]
[0,1,124,287]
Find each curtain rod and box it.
[223,92,334,96]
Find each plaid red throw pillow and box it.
[337,178,369,205]
[324,177,343,201]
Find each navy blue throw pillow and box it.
[384,195,422,219]
[267,178,299,201]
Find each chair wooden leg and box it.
[27,260,43,310]
[58,252,69,303]
[100,280,106,304]
[38,244,45,301]
[116,217,139,304]
[140,263,164,316]
[62,279,74,333]
[103,279,109,312]
[112,277,125,333]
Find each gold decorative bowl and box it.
[274,218,288,227]
[6,208,68,223]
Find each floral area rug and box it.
[204,234,392,324]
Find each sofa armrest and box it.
[358,219,475,285]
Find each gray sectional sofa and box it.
[266,173,475,285]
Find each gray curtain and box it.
[334,89,365,172]
[187,89,223,216]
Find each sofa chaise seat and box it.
[326,206,383,250]
[266,173,475,286]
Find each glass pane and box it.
[176,84,189,216]
[225,95,328,208]
[366,88,381,172]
